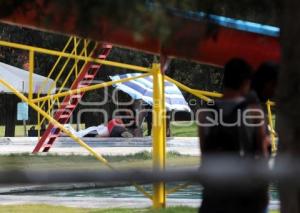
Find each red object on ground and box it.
[107,119,125,134]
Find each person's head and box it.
[223,58,253,96]
[251,62,279,102]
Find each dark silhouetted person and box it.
[252,62,279,154]
[199,58,269,213]
[252,62,279,103]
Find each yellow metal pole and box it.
[38,41,96,126]
[152,63,166,208]
[28,50,34,101]
[266,100,276,153]
[191,89,223,98]
[161,64,167,172]
[32,73,151,103]
[74,37,79,77]
[37,100,40,138]
[166,182,191,195]
[36,36,74,96]
[164,76,213,103]
[84,39,88,57]
[0,78,113,168]
[0,40,151,73]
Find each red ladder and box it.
[33,43,113,153]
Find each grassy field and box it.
[0,124,86,137]
[0,122,199,137]
[0,152,199,172]
[169,122,197,137]
[0,116,274,137]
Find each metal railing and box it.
[0,39,277,208]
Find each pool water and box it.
[24,183,279,201]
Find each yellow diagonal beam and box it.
[38,40,95,127]
[0,78,153,200]
[191,89,223,98]
[40,38,83,102]
[32,73,152,103]
[165,76,212,103]
[37,36,74,95]
[28,50,34,101]
[166,182,191,195]
[266,100,277,153]
[0,40,151,73]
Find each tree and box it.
[277,1,300,212]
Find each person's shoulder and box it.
[245,91,260,105]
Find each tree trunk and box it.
[278,1,300,212]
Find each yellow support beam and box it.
[191,89,223,98]
[74,37,79,77]
[266,100,277,153]
[269,101,276,107]
[32,73,152,103]
[165,76,212,103]
[0,78,112,169]
[37,36,75,132]
[38,40,95,128]
[152,63,166,208]
[0,40,151,73]
[28,50,34,101]
[37,36,74,95]
[0,77,153,200]
[40,38,83,102]
[166,182,191,195]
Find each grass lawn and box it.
[0,152,199,172]
[0,112,275,138]
[142,121,198,137]
[0,124,85,137]
[170,122,197,137]
[0,205,280,213]
[0,122,199,137]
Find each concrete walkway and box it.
[0,137,200,156]
[0,195,279,210]
[0,195,199,208]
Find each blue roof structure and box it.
[147,1,280,37]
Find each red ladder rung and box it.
[78,84,89,88]
[84,74,94,79]
[65,104,76,109]
[102,44,112,49]
[48,133,60,138]
[59,114,70,119]
[43,144,52,148]
[70,94,82,99]
[98,54,107,59]
[91,64,100,69]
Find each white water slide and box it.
[0,62,56,94]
